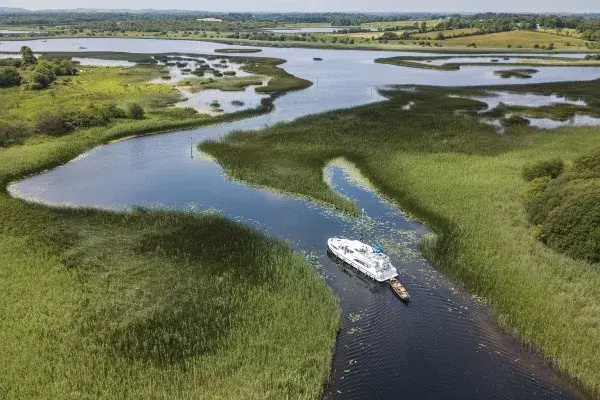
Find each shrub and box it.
[51,59,77,76]
[525,150,600,263]
[0,120,32,147]
[0,66,21,87]
[0,58,23,68]
[35,111,72,136]
[29,70,55,90]
[20,45,36,65]
[522,158,565,181]
[127,103,145,119]
[34,104,125,136]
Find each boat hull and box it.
[390,279,410,302]
[327,239,397,282]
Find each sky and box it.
[2,0,599,13]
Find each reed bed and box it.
[0,61,338,399]
[202,82,600,396]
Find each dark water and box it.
[6,38,595,399]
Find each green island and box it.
[214,47,263,53]
[0,49,339,399]
[201,82,600,395]
[493,68,539,79]
[375,55,600,70]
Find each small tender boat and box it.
[390,278,410,301]
[327,238,398,282]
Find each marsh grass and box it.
[178,75,265,92]
[214,48,263,54]
[0,60,338,399]
[376,55,600,71]
[494,68,539,79]
[202,81,600,396]
[242,58,313,93]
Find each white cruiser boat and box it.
[327,238,398,282]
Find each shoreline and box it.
[1,34,597,54]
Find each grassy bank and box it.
[0,59,339,399]
[375,55,600,70]
[201,82,600,396]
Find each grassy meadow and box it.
[201,83,600,396]
[0,60,339,399]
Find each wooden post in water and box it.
[190,137,193,159]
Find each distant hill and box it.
[0,7,30,13]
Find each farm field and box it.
[440,30,589,49]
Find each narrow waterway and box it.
[5,38,597,399]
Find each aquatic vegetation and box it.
[214,48,263,54]
[178,76,264,92]
[494,68,539,79]
[376,55,600,71]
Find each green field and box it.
[441,30,589,49]
[201,82,600,396]
[0,59,339,399]
[409,28,479,40]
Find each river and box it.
[5,38,598,399]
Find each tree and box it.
[20,46,37,65]
[436,31,445,40]
[379,31,399,41]
[0,67,21,87]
